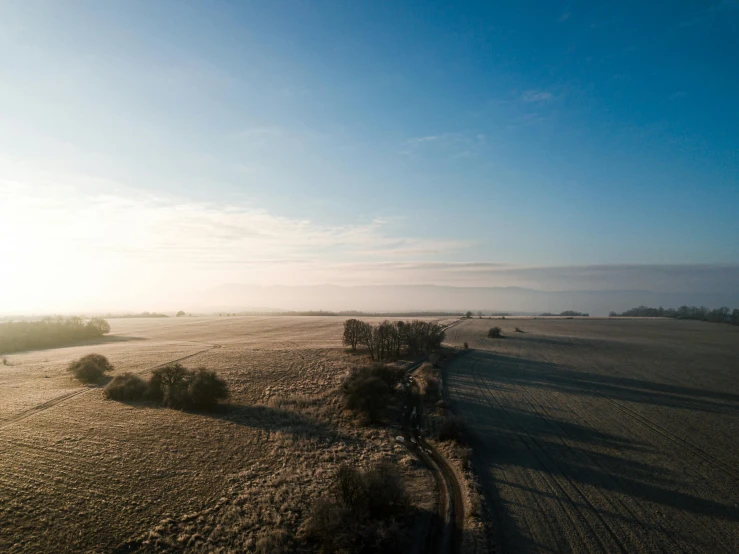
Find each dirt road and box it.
[445,318,739,553]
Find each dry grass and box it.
[0,316,446,552]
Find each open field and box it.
[0,316,449,553]
[445,318,739,553]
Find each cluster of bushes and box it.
[340,363,404,423]
[303,462,409,553]
[539,311,589,317]
[68,353,115,383]
[104,363,229,410]
[342,319,445,361]
[610,305,739,325]
[488,326,502,338]
[0,317,110,354]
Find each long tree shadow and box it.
[445,350,739,553]
[466,349,739,414]
[115,399,356,444]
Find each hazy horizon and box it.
[1,2,737,313]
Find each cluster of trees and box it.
[610,305,739,325]
[342,319,446,361]
[0,317,110,354]
[104,362,229,410]
[539,311,590,317]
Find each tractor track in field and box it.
[0,346,214,429]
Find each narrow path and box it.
[401,358,465,554]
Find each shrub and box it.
[303,462,408,553]
[2,357,7,365]
[104,373,147,400]
[148,363,191,407]
[341,365,399,424]
[463,341,469,349]
[438,415,469,444]
[68,353,114,383]
[145,363,230,410]
[488,326,502,338]
[187,368,229,409]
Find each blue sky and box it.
[1,1,738,311]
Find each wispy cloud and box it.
[521,90,553,102]
[668,91,688,101]
[0,182,464,266]
[403,132,486,158]
[0,181,471,310]
[266,261,739,293]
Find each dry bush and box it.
[147,364,229,410]
[148,363,191,408]
[68,353,114,383]
[340,364,402,424]
[487,327,502,338]
[418,363,441,401]
[106,363,229,411]
[104,373,147,401]
[438,415,469,444]
[463,342,469,349]
[303,461,409,553]
[186,368,230,410]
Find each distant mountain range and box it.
[198,284,739,316]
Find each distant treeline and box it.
[103,312,168,319]
[230,310,465,317]
[610,305,739,325]
[539,311,590,317]
[343,319,446,361]
[0,317,111,354]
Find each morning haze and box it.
[1,1,738,553]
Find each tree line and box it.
[0,317,111,354]
[539,311,590,317]
[343,319,446,361]
[610,305,739,325]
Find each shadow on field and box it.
[117,400,353,443]
[446,350,739,552]
[6,334,148,355]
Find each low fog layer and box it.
[200,285,739,316]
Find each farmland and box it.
[445,318,739,553]
[0,316,450,553]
